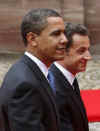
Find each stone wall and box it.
[61,0,84,24]
[0,0,100,52]
[84,0,100,45]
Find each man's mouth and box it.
[57,48,66,54]
[81,61,87,67]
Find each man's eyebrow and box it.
[49,29,63,36]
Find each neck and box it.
[26,50,52,68]
[56,61,77,76]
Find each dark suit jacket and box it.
[0,55,60,131]
[49,64,89,131]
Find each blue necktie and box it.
[47,71,56,94]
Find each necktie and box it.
[47,71,56,94]
[73,78,80,95]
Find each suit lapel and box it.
[50,64,87,121]
[50,64,74,93]
[73,78,88,121]
[21,55,59,125]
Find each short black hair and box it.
[21,8,61,46]
[64,23,89,51]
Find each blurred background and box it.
[0,0,100,52]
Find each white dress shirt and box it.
[25,52,48,78]
[54,62,75,86]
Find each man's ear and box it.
[26,32,38,47]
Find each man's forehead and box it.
[72,34,89,41]
[71,35,90,48]
[47,16,64,25]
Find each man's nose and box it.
[84,51,92,60]
[61,33,68,44]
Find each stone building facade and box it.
[0,0,100,52]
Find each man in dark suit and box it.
[48,23,92,131]
[0,8,67,131]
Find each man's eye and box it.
[78,48,86,54]
[54,31,61,36]
[51,30,61,36]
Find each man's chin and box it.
[55,55,65,61]
[80,68,86,72]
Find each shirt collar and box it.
[25,51,48,78]
[54,62,75,85]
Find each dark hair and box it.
[21,8,61,46]
[64,23,89,51]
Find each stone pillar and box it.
[21,0,61,13]
[61,0,85,24]
[84,0,100,45]
[0,0,25,52]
